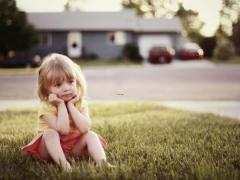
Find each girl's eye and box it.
[54,83,61,87]
[68,80,74,84]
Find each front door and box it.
[67,32,82,58]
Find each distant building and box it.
[27,10,182,59]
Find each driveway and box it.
[0,60,240,119]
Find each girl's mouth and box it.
[62,94,73,99]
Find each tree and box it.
[0,0,37,57]
[212,0,240,58]
[64,0,85,11]
[122,0,204,42]
[122,0,240,39]
[231,18,240,55]
[217,0,240,37]
[122,0,181,17]
[175,4,204,43]
[199,37,217,57]
[122,0,240,58]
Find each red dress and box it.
[21,130,107,161]
[21,101,107,161]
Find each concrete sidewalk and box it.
[161,101,240,120]
[0,99,39,111]
[0,99,239,120]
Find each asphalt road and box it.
[0,60,240,101]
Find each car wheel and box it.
[159,57,165,63]
[166,60,171,64]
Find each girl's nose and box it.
[62,83,70,91]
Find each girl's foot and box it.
[95,160,115,168]
[105,162,116,168]
[62,162,72,172]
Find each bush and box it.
[199,36,216,58]
[81,53,99,60]
[122,43,143,63]
[232,20,240,55]
[214,40,235,61]
[0,52,41,68]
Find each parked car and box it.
[148,46,175,64]
[0,52,42,68]
[177,43,204,60]
[28,55,42,67]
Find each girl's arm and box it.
[41,94,70,135]
[67,98,91,134]
[56,101,70,134]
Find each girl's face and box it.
[49,78,79,102]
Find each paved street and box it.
[1,60,239,101]
[0,60,240,119]
[86,61,240,101]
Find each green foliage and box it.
[122,0,240,46]
[122,43,143,63]
[122,1,205,42]
[218,0,240,37]
[0,103,240,179]
[210,56,240,64]
[122,0,149,16]
[176,4,205,42]
[214,39,236,61]
[0,0,37,56]
[232,19,240,55]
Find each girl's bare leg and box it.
[38,137,50,160]
[39,129,72,171]
[72,131,106,164]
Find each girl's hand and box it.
[67,94,80,105]
[48,93,64,105]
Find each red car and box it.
[148,46,175,64]
[178,43,204,60]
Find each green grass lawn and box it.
[75,59,142,68]
[0,103,239,179]
[0,67,37,75]
[0,59,142,75]
[209,56,240,64]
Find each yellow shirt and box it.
[38,100,86,132]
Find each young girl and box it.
[21,53,111,171]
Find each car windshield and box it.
[183,43,200,49]
[186,49,198,52]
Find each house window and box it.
[107,31,127,45]
[38,32,52,48]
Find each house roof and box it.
[137,17,182,32]
[27,10,182,33]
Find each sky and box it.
[182,0,222,36]
[16,0,222,37]
[16,0,123,12]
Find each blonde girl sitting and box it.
[21,53,112,171]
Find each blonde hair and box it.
[37,53,87,102]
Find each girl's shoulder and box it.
[39,101,55,109]
[38,101,57,117]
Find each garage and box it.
[138,35,173,59]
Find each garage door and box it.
[138,35,172,59]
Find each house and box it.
[27,10,182,59]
